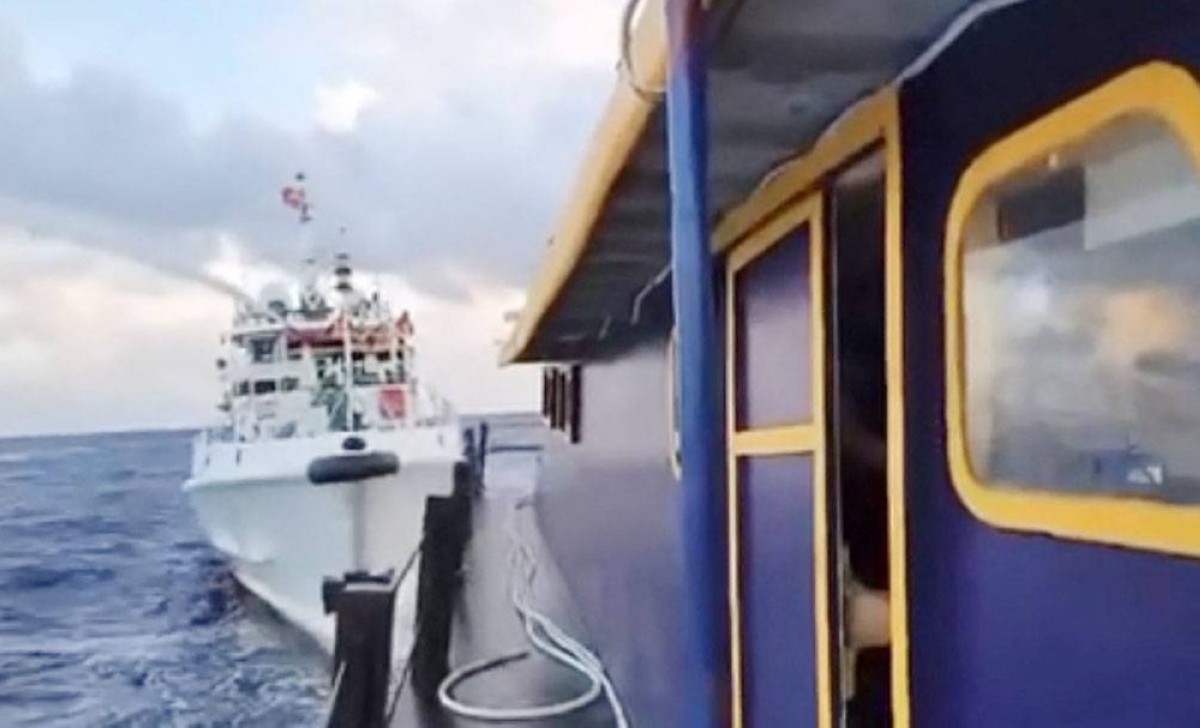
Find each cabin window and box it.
[960,114,1200,502]
[541,369,555,423]
[249,337,276,364]
[354,371,381,386]
[566,364,582,444]
[281,377,300,393]
[253,380,277,395]
[540,365,580,442]
[549,369,565,430]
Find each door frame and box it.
[726,193,832,728]
[717,87,906,727]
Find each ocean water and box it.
[0,430,328,727]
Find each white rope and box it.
[437,503,630,726]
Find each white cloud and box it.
[0,229,537,435]
[0,12,620,294]
[0,2,628,434]
[0,229,228,435]
[203,233,295,298]
[314,79,381,135]
[375,268,538,414]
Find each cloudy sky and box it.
[0,1,627,436]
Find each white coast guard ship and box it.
[183,253,463,649]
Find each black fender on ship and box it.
[307,451,399,485]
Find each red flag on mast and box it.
[281,186,306,209]
[281,172,312,223]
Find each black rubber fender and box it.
[307,451,399,484]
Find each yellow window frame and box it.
[945,61,1200,557]
[725,193,832,728]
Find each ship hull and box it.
[183,427,462,650]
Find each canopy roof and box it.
[503,0,997,363]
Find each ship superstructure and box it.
[214,255,448,446]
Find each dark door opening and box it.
[825,151,892,728]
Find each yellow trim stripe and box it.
[945,61,1200,557]
[880,89,910,728]
[810,202,832,728]
[499,0,667,364]
[725,208,742,726]
[731,425,819,456]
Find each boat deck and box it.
[390,472,616,727]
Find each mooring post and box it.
[665,0,729,725]
[323,572,398,728]
[463,428,477,472]
[411,494,471,702]
[476,421,490,476]
[451,460,476,531]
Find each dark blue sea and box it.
[0,429,328,727]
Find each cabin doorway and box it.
[725,194,833,727]
[825,151,892,727]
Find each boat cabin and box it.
[506,1,1200,726]
[215,265,418,442]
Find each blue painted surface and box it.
[536,335,689,727]
[900,2,1200,725]
[739,454,818,727]
[665,0,729,726]
[734,230,813,429]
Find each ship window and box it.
[959,114,1200,502]
[539,366,580,442]
[354,371,381,386]
[551,369,565,430]
[253,380,277,395]
[542,369,554,423]
[566,364,582,444]
[249,337,276,364]
[281,377,300,393]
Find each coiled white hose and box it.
[436,503,630,726]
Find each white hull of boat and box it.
[182,426,462,650]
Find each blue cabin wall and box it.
[900,1,1200,725]
[535,312,689,726]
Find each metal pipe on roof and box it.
[666,1,729,726]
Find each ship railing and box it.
[193,426,234,453]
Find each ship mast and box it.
[282,172,356,431]
[335,252,356,432]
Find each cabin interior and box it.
[507,1,1200,726]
